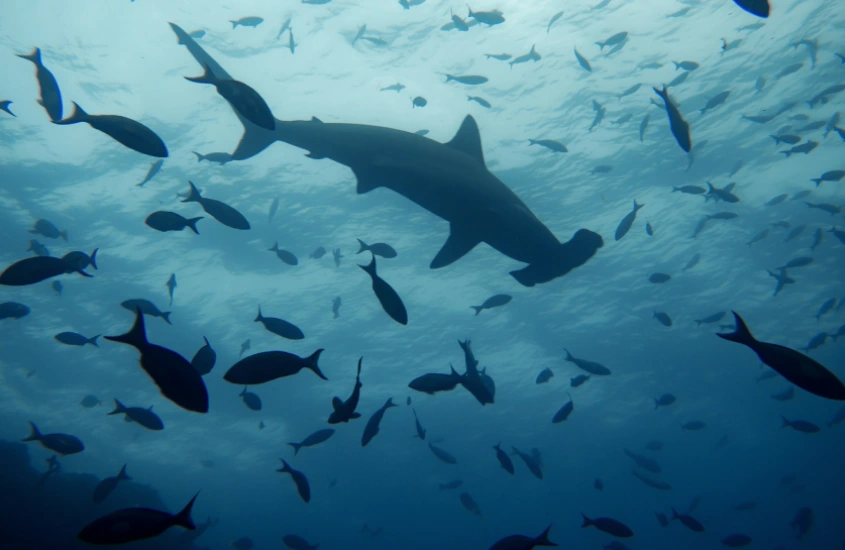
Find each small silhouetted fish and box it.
[781,416,820,433]
[771,134,802,145]
[639,114,650,142]
[552,394,574,423]
[571,374,590,387]
[92,464,131,503]
[165,273,176,306]
[706,182,739,203]
[190,337,216,376]
[380,82,405,92]
[671,508,704,532]
[815,298,836,321]
[536,368,554,384]
[619,84,642,100]
[54,102,167,157]
[187,66,275,128]
[310,247,326,259]
[231,16,263,28]
[362,397,398,446]
[470,294,512,315]
[440,480,463,490]
[328,357,363,424]
[805,202,842,215]
[718,312,845,400]
[528,139,567,152]
[668,72,689,87]
[574,48,592,72]
[812,170,845,186]
[772,386,795,401]
[225,349,327,385]
[359,255,407,325]
[656,512,669,527]
[283,534,319,550]
[16,48,62,121]
[105,309,208,413]
[121,299,171,324]
[181,182,250,230]
[632,470,671,490]
[653,86,691,152]
[239,387,262,411]
[596,31,627,50]
[446,74,488,86]
[276,459,310,503]
[145,211,202,234]
[192,151,232,164]
[722,534,752,548]
[695,311,725,327]
[511,447,543,479]
[492,443,514,474]
[790,507,813,539]
[21,422,84,455]
[0,256,87,287]
[136,159,164,188]
[589,100,606,131]
[654,311,672,327]
[766,194,789,208]
[255,307,304,340]
[781,140,818,157]
[412,97,427,108]
[672,185,705,196]
[108,398,164,431]
[268,242,298,265]
[700,91,730,115]
[680,420,706,430]
[654,393,676,409]
[468,96,491,108]
[510,45,541,67]
[77,492,198,545]
[649,273,671,284]
[27,239,49,257]
[54,332,99,347]
[784,224,806,242]
[288,429,335,455]
[409,366,462,394]
[645,222,654,236]
[624,449,661,472]
[581,514,633,538]
[356,239,397,258]
[490,525,556,550]
[429,442,457,464]
[80,395,101,408]
[564,349,611,375]
[615,200,644,241]
[460,492,483,517]
[613,114,633,125]
[0,302,30,320]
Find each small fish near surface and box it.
[359,255,408,325]
[649,273,671,284]
[105,308,209,413]
[653,86,691,152]
[136,159,164,187]
[276,459,311,503]
[16,47,63,121]
[269,242,299,266]
[717,312,845,401]
[181,181,250,230]
[564,348,611,375]
[145,211,202,234]
[596,31,628,51]
[654,311,672,327]
[288,428,335,455]
[581,514,634,538]
[21,422,84,456]
[54,332,99,347]
[120,299,172,325]
[615,200,644,241]
[528,139,567,153]
[356,239,397,258]
[231,16,264,28]
[77,492,199,545]
[192,151,232,164]
[489,525,555,550]
[225,349,327,385]
[186,65,274,131]
[445,74,488,86]
[108,399,164,431]
[53,102,167,158]
[255,306,304,340]
[781,140,818,157]
[362,397,398,447]
[470,294,512,315]
[328,357,363,424]
[536,368,554,384]
[811,170,845,186]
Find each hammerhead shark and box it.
[168,23,603,287]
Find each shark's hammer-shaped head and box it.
[510,228,604,287]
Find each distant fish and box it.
[510,45,541,67]
[811,170,845,186]
[276,459,310,503]
[77,493,198,545]
[108,399,164,431]
[0,302,30,320]
[255,306,304,340]
[332,296,342,319]
[21,422,84,456]
[805,202,842,215]
[380,83,405,92]
[356,239,397,258]
[484,53,512,61]
[288,429,335,455]
[654,393,676,409]
[120,299,171,325]
[680,420,706,431]
[224,349,327,385]
[460,492,483,518]
[137,160,164,187]
[649,273,671,284]
[408,366,462,394]
[470,294,512,315]
[412,96,427,108]
[618,83,642,100]
[54,332,99,347]
[570,374,590,387]
[771,386,795,401]
[639,114,650,142]
[185,65,274,131]
[30,219,67,241]
[489,525,555,550]
[445,74,488,85]
[145,211,202,234]
[700,91,730,115]
[359,255,407,325]
[275,19,291,40]
[492,443,514,474]
[528,139,567,152]
[166,273,176,306]
[574,48,592,72]
[633,470,671,490]
[592,164,613,174]
[671,508,705,532]
[552,394,574,423]
[765,193,788,205]
[105,309,208,413]
[781,416,820,433]
[668,72,689,87]
[181,181,250,230]
[92,464,131,503]
[511,447,543,479]
[589,100,606,131]
[581,514,633,538]
[54,102,167,158]
[239,387,262,411]
[361,397,398,447]
[564,348,611,375]
[429,442,457,464]
[27,239,49,257]
[547,11,564,33]
[596,31,627,51]
[654,311,672,327]
[653,86,691,152]
[695,311,726,327]
[615,200,644,241]
[310,246,326,259]
[0,256,89,287]
[80,395,101,408]
[16,47,63,121]
[467,96,491,108]
[268,242,298,266]
[230,16,264,28]
[815,297,836,321]
[467,6,505,26]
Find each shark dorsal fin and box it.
[446,115,485,166]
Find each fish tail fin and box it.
[358,255,377,276]
[230,20,238,29]
[105,308,149,348]
[88,248,98,269]
[580,513,592,528]
[269,241,279,252]
[356,238,369,254]
[564,348,573,361]
[185,64,215,84]
[118,464,131,481]
[60,230,69,241]
[287,442,302,455]
[652,85,667,100]
[21,422,41,442]
[781,151,792,158]
[528,139,537,145]
[671,507,680,520]
[306,349,328,380]
[88,335,100,348]
[108,398,127,416]
[52,102,87,125]
[672,61,680,69]
[186,217,203,235]
[173,492,199,530]
[634,199,644,210]
[162,311,173,325]
[16,47,41,64]
[811,178,822,186]
[254,306,263,322]
[181,181,202,203]
[277,458,291,473]
[595,42,604,50]
[770,135,781,144]
[385,397,397,409]
[715,311,756,346]
[470,306,482,316]
[445,74,454,82]
[781,416,790,428]
[239,386,247,397]
[192,151,204,162]
[535,525,555,546]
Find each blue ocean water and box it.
[1,0,844,548]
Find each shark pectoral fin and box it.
[446,115,486,166]
[352,165,387,194]
[430,226,481,269]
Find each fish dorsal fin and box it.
[446,116,485,166]
[332,397,343,411]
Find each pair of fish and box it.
[0,251,98,287]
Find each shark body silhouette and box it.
[169,23,602,286]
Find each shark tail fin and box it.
[534,525,554,547]
[104,308,149,349]
[716,312,757,347]
[254,307,263,322]
[118,464,132,481]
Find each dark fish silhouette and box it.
[283,534,320,550]
[145,211,202,234]
[552,394,574,423]
[0,302,30,320]
[596,31,628,50]
[653,86,691,152]
[624,449,661,472]
[671,508,704,532]
[680,420,706,430]
[21,422,84,455]
[120,299,172,324]
[571,374,590,387]
[80,395,101,408]
[408,366,462,394]
[446,74,488,85]
[471,294,512,315]
[654,393,676,409]
[239,387,262,411]
[191,337,216,375]
[356,238,397,258]
[460,492,483,517]
[489,525,556,550]
[54,332,99,347]
[92,464,131,503]
[185,65,275,130]
[615,200,644,241]
[493,443,514,474]
[412,409,426,439]
[359,255,408,325]
[310,246,326,259]
[137,159,164,187]
[717,312,845,401]
[269,242,299,265]
[16,47,62,121]
[192,151,232,164]
[166,273,177,306]
[458,339,494,405]
[649,273,671,284]
[77,492,198,545]
[332,296,341,319]
[781,416,820,433]
[328,357,363,423]
[536,368,554,384]
[108,399,165,431]
[511,447,543,479]
[581,514,634,538]
[733,0,769,18]
[288,429,335,455]
[182,181,250,230]
[574,48,592,72]
[722,534,752,548]
[54,102,167,157]
[276,459,310,503]
[362,397,397,446]
[0,255,90,286]
[564,348,611,375]
[224,350,327,385]
[654,311,672,327]
[105,308,209,413]
[231,16,264,28]
[528,139,567,152]
[255,306,304,340]
[429,442,457,464]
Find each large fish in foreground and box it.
[54,102,168,158]
[78,493,198,544]
[168,23,603,287]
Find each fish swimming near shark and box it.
[16,47,63,121]
[54,102,168,158]
[185,65,275,131]
[182,181,250,230]
[169,23,603,287]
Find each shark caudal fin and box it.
[168,22,276,161]
[510,229,604,287]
